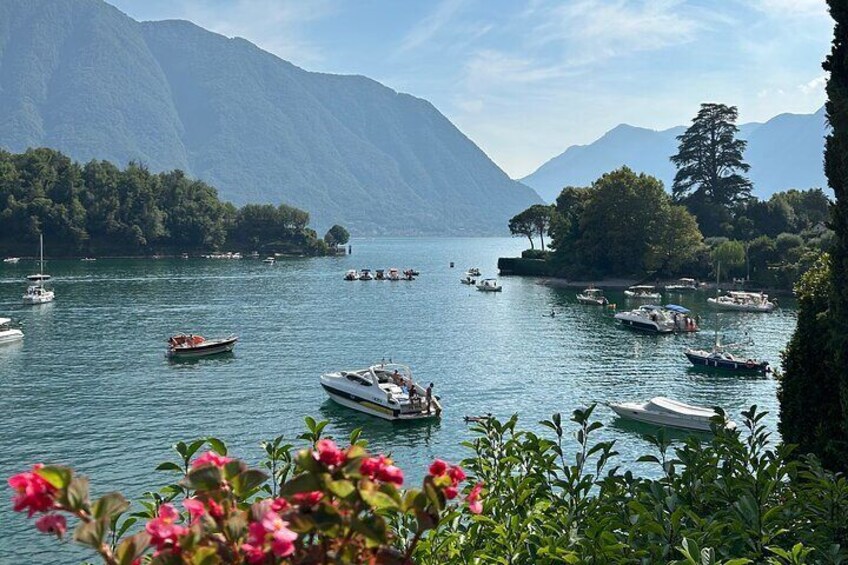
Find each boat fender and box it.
[746,359,755,369]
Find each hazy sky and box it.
[108,0,832,179]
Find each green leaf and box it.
[205,437,227,456]
[231,469,268,498]
[360,489,399,510]
[280,472,322,496]
[35,465,72,490]
[328,479,356,499]
[184,465,223,491]
[74,518,106,549]
[66,476,91,511]
[115,532,151,565]
[92,492,130,521]
[155,462,184,473]
[191,546,220,565]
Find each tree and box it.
[525,204,553,250]
[508,208,536,249]
[671,103,752,234]
[710,240,745,281]
[779,0,848,471]
[644,205,704,275]
[324,224,350,247]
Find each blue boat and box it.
[684,346,769,373]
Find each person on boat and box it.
[409,385,418,406]
[426,383,434,412]
[391,369,402,385]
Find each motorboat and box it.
[707,291,775,313]
[624,285,661,300]
[403,269,417,280]
[167,333,238,358]
[476,278,502,292]
[387,268,401,281]
[359,269,374,280]
[609,397,736,432]
[375,269,386,280]
[684,347,769,373]
[344,269,359,281]
[181,253,190,260]
[320,363,441,421]
[576,287,608,306]
[665,278,698,293]
[460,275,477,285]
[262,257,275,265]
[23,285,55,305]
[467,268,481,277]
[81,257,97,262]
[3,257,20,264]
[0,318,23,344]
[614,305,698,334]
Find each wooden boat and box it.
[167,333,238,358]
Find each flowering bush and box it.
[7,420,483,564]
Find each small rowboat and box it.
[167,333,238,358]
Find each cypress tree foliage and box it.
[823,0,848,442]
[779,0,848,470]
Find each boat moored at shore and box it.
[664,278,698,293]
[576,287,608,305]
[707,291,775,312]
[624,285,662,300]
[320,363,441,421]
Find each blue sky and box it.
[108,0,832,179]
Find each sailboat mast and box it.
[39,233,44,276]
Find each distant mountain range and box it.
[521,106,829,203]
[0,0,541,235]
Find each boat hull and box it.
[22,293,54,305]
[0,330,23,344]
[576,295,606,305]
[321,383,440,421]
[610,405,715,432]
[168,337,237,358]
[685,352,767,373]
[615,316,672,334]
[707,298,774,312]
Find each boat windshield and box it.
[371,363,413,384]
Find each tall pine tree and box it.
[778,0,848,471]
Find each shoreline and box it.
[532,276,796,297]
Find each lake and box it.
[0,237,797,563]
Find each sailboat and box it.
[22,234,54,305]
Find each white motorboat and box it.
[467,267,481,277]
[707,291,775,313]
[624,285,662,300]
[0,318,23,344]
[665,278,698,293]
[23,285,55,305]
[609,396,736,432]
[320,363,441,421]
[576,287,608,306]
[460,275,476,285]
[263,257,275,265]
[344,269,359,281]
[359,269,374,281]
[476,278,502,292]
[3,257,20,264]
[167,333,238,358]
[81,257,97,262]
[387,268,401,281]
[614,304,699,334]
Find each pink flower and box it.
[241,511,298,561]
[315,439,347,467]
[466,482,484,514]
[145,503,187,550]
[207,498,224,519]
[378,464,404,486]
[291,491,323,507]
[444,486,458,500]
[8,464,57,517]
[183,498,206,524]
[447,465,466,484]
[360,456,403,485]
[191,451,232,469]
[270,498,290,513]
[35,513,67,538]
[429,459,448,477]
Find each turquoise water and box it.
[0,238,797,563]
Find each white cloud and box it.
[754,0,829,17]
[398,0,468,53]
[531,0,701,65]
[799,75,827,94]
[162,0,336,65]
[464,50,570,85]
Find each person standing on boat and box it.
[426,383,435,412]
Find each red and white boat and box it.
[167,333,238,358]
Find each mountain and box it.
[0,0,541,235]
[522,107,828,202]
